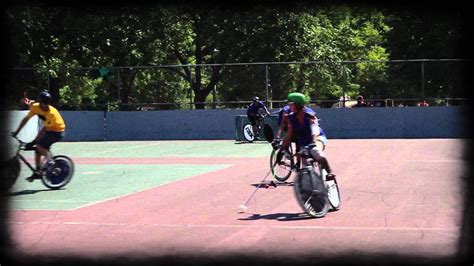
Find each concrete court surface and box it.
[4,139,469,264]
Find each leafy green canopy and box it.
[5,4,465,109]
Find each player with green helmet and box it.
[279,92,335,180]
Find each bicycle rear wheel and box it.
[42,155,74,189]
[270,146,294,182]
[294,169,329,218]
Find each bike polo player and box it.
[274,100,324,145]
[12,91,66,182]
[279,92,335,180]
[273,97,327,160]
[246,96,270,140]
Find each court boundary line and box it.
[10,164,233,212]
[71,164,233,211]
[79,143,163,156]
[7,221,460,232]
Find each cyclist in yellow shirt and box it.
[12,91,66,182]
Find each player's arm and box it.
[12,115,32,136]
[276,113,288,139]
[263,104,270,115]
[310,116,321,143]
[281,121,293,151]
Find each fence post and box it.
[265,64,272,109]
[212,84,217,109]
[117,68,121,107]
[47,67,51,92]
[421,61,425,100]
[189,68,193,109]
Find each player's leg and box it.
[310,136,335,180]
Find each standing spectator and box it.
[417,100,429,107]
[352,95,369,108]
[19,92,32,110]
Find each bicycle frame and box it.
[298,149,314,172]
[297,146,323,179]
[10,135,75,190]
[13,137,49,174]
[254,115,266,133]
[16,153,36,173]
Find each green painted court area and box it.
[8,140,272,210]
[50,140,272,158]
[10,163,229,210]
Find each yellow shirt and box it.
[27,103,66,132]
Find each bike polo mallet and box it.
[238,168,273,212]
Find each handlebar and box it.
[12,134,25,144]
[297,144,317,157]
[11,134,34,151]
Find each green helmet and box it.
[287,92,308,106]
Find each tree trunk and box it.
[192,66,222,109]
[119,70,138,111]
[49,77,61,108]
[193,89,207,109]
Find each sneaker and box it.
[326,173,336,181]
[26,171,42,182]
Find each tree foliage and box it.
[4,3,466,109]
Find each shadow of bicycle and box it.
[7,189,60,196]
[250,181,294,187]
[234,141,269,145]
[238,212,316,221]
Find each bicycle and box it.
[293,144,341,218]
[7,135,75,190]
[269,119,326,182]
[242,112,273,142]
[269,140,298,182]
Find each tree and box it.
[384,7,467,100]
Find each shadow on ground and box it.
[238,212,318,221]
[8,188,61,196]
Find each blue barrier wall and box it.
[236,106,466,140]
[61,111,105,141]
[5,106,466,142]
[312,106,465,138]
[106,109,245,140]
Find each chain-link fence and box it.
[6,59,468,111]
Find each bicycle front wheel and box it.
[42,155,75,189]
[294,169,329,218]
[270,148,294,182]
[242,123,255,142]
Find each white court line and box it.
[406,159,464,162]
[7,221,459,232]
[86,143,162,156]
[331,159,464,163]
